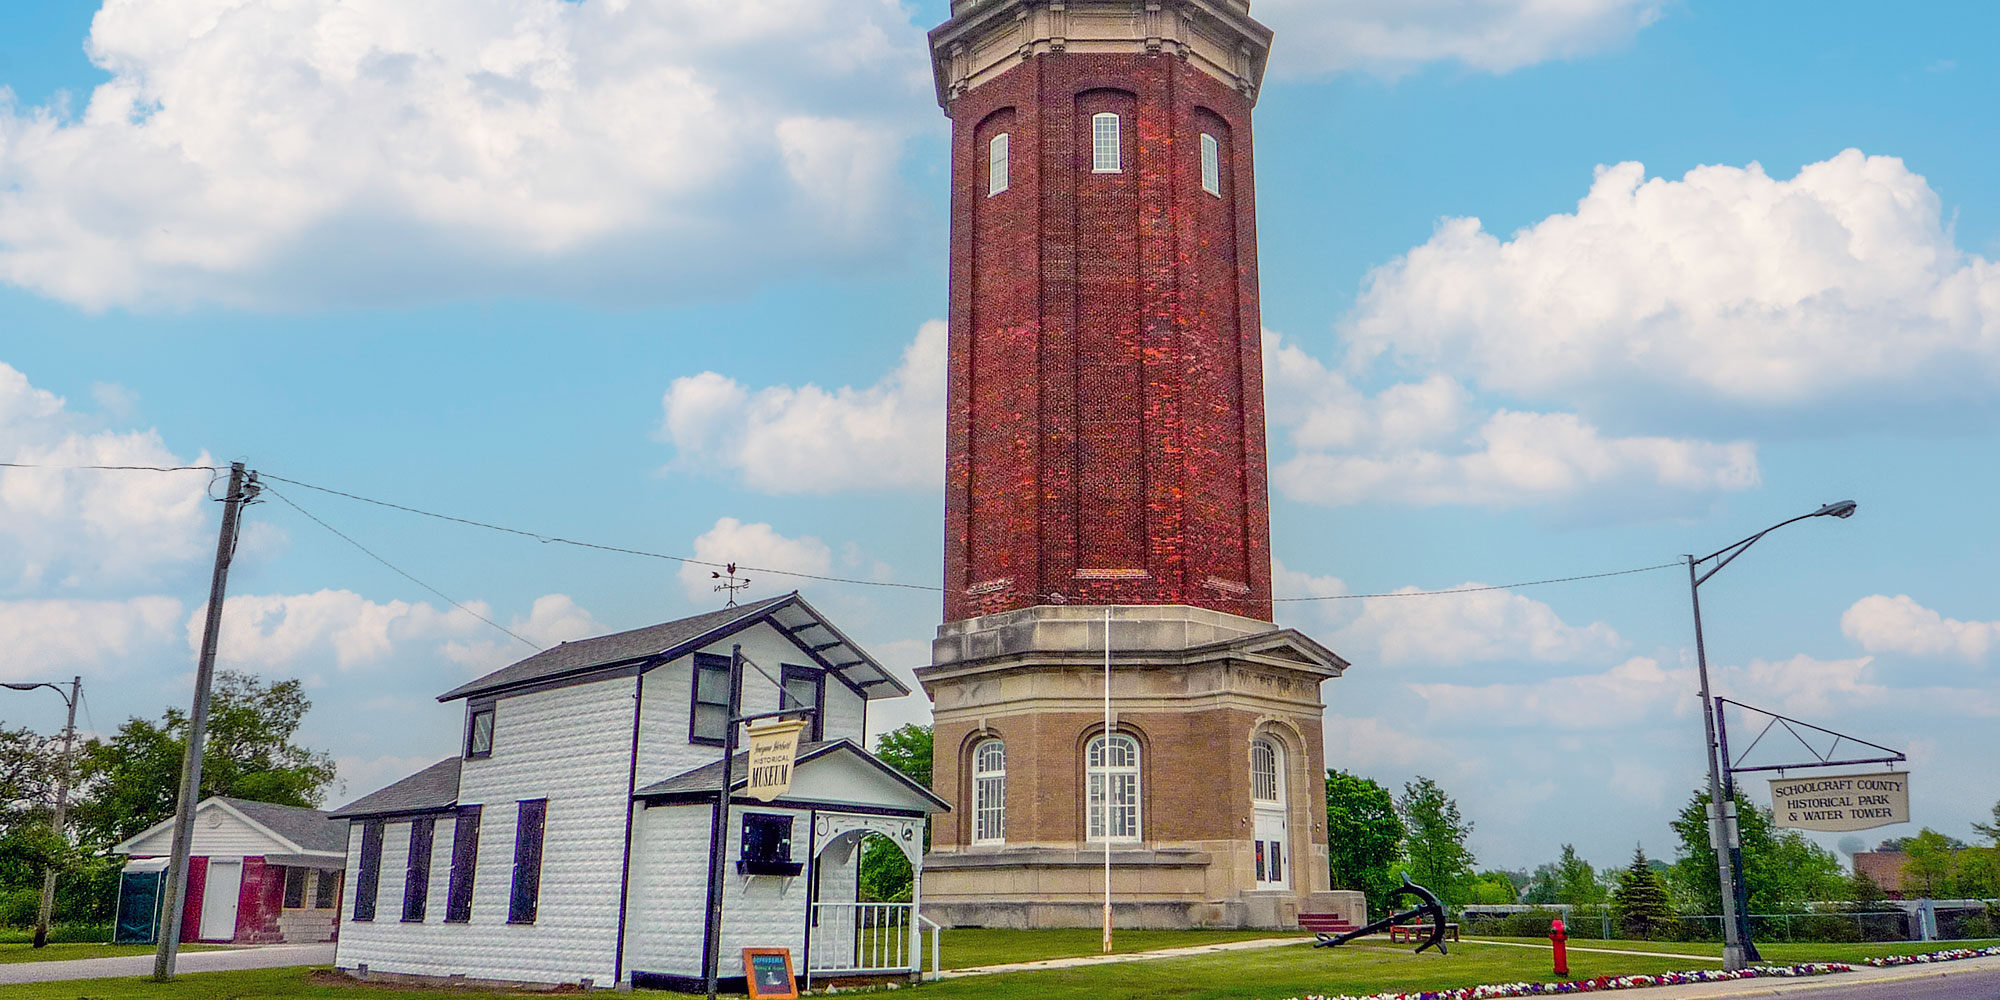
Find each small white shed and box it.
[113,796,347,944]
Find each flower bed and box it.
[1864,945,2000,967]
[1279,963,1852,1000]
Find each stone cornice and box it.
[929,0,1274,109]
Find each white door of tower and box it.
[1250,738,1289,890]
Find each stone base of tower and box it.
[917,606,1351,932]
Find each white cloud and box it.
[659,321,945,494]
[1345,151,2000,410]
[0,362,214,589]
[1331,585,1622,667]
[200,589,480,670]
[1410,656,1692,727]
[1841,594,1994,663]
[1323,714,1452,772]
[1718,654,1884,717]
[1256,0,1663,78]
[1264,332,1759,508]
[442,593,604,674]
[0,596,182,680]
[0,0,929,309]
[679,517,834,603]
[333,752,452,803]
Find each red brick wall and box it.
[943,53,1273,623]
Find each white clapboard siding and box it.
[715,805,810,970]
[122,805,287,858]
[621,804,711,977]
[452,677,635,986]
[822,681,866,744]
[634,621,845,789]
[336,817,473,976]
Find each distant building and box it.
[1853,850,1910,897]
[112,796,346,945]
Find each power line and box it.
[8,462,1686,605]
[259,472,947,594]
[0,462,224,472]
[262,485,542,652]
[1273,561,1683,602]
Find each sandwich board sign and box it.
[745,719,808,802]
[743,948,798,999]
[1770,772,1910,832]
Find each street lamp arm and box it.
[1694,501,1858,586]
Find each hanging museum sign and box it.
[744,719,809,802]
[1769,771,1910,831]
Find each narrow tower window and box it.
[1200,133,1222,196]
[1092,113,1122,173]
[989,133,1011,196]
[972,739,1006,844]
[1086,733,1140,841]
[1251,738,1280,802]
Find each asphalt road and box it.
[0,943,335,984]
[1783,966,2000,998]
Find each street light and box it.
[1687,501,1857,971]
[2,678,81,950]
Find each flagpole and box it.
[1102,606,1113,954]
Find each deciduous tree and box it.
[859,725,932,902]
[1399,776,1475,904]
[71,672,335,846]
[1326,770,1404,912]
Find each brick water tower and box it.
[918,0,1359,930]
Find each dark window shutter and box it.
[402,817,436,922]
[353,820,384,922]
[445,805,482,923]
[282,866,307,909]
[508,799,547,924]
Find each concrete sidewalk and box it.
[0,942,335,985]
[1618,953,2000,998]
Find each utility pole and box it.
[33,676,79,949]
[154,463,257,981]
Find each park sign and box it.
[1769,771,1910,831]
[744,719,809,802]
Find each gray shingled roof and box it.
[435,596,791,702]
[634,739,950,811]
[214,797,349,854]
[329,757,463,819]
[435,593,910,703]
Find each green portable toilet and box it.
[114,858,170,945]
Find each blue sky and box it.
[1,0,1995,875]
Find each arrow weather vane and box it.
[712,563,750,607]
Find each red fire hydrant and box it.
[1549,918,1570,977]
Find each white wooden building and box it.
[112,797,347,944]
[329,594,948,991]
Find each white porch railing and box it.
[809,902,915,975]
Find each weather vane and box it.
[712,563,750,607]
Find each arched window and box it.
[1200,132,1222,196]
[988,133,1011,197]
[1092,113,1122,173]
[1251,737,1281,803]
[972,739,1007,844]
[1087,733,1141,842]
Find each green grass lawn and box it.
[0,941,224,964]
[1462,935,2000,965]
[935,928,1303,969]
[0,936,1989,1000]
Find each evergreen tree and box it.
[1612,845,1676,940]
[1399,776,1475,904]
[1847,869,1893,912]
[1326,770,1404,913]
[1973,800,2000,846]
